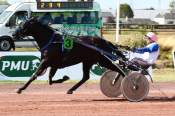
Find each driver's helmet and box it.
[145,32,157,42]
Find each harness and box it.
[39,32,118,61]
[40,33,64,53]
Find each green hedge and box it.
[119,36,147,48]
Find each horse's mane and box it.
[37,21,55,34]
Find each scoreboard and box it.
[37,2,93,9]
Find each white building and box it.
[102,11,115,23]
[153,13,165,24]
[134,9,161,20]
[154,13,175,24]
[133,9,175,25]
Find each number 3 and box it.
[64,38,73,49]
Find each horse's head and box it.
[12,17,39,39]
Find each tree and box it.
[119,4,134,18]
[169,0,175,13]
[0,0,9,5]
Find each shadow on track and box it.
[144,96,175,102]
[92,96,175,102]
[22,96,175,104]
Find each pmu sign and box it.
[0,52,102,81]
[0,54,40,77]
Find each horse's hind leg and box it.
[16,60,47,94]
[67,62,93,94]
[98,55,126,77]
[49,67,70,85]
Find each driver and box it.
[130,32,160,70]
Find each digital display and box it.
[37,2,93,9]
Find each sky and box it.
[7,0,171,12]
[95,0,170,12]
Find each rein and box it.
[39,33,56,52]
[29,37,40,50]
[77,40,118,61]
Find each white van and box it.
[0,0,102,51]
[0,2,31,51]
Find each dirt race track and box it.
[1,82,175,116]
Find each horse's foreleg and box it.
[16,60,47,94]
[67,62,93,94]
[49,67,57,85]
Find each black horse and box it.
[13,17,126,94]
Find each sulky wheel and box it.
[121,72,149,102]
[100,70,124,97]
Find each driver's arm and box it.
[134,43,159,54]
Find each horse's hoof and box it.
[16,89,22,94]
[67,90,73,94]
[49,82,52,85]
[63,76,70,81]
